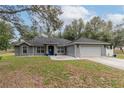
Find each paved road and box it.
[87,57,124,70]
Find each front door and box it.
[48,46,54,55]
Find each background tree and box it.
[84,16,107,37]
[112,29,124,54]
[62,16,113,42]
[63,18,84,40]
[16,25,38,41]
[112,19,124,54]
[83,16,113,42]
[82,22,94,38]
[52,31,63,38]
[63,25,75,40]
[0,21,14,51]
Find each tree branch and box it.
[0,8,32,14]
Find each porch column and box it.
[27,46,29,56]
[33,47,34,55]
[54,45,57,55]
[46,45,48,54]
[21,46,23,56]
[74,45,77,57]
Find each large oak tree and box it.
[0,5,63,38]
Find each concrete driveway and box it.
[86,57,124,70]
[50,55,124,70]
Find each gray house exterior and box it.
[14,36,113,57]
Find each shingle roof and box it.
[14,36,110,46]
[67,37,110,45]
[14,36,71,46]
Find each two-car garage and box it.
[66,37,111,57]
[67,45,104,57]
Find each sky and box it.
[59,5,124,26]
[22,5,124,27]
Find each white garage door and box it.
[80,46,102,57]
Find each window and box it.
[58,47,65,53]
[37,47,44,53]
[23,46,27,53]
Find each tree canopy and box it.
[63,18,84,40]
[63,16,113,42]
[0,5,63,38]
[0,21,14,50]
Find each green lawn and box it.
[117,54,124,59]
[0,55,124,88]
[115,50,124,59]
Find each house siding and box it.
[66,45,75,57]
[75,45,80,57]
[15,46,45,56]
[101,45,106,56]
[15,46,20,56]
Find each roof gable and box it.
[14,41,32,46]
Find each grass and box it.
[114,50,124,59]
[117,54,124,59]
[0,54,124,88]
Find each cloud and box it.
[106,13,124,26]
[60,6,91,25]
[60,6,124,28]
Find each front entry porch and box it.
[45,45,57,55]
[45,44,66,56]
[48,46,54,55]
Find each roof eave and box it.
[65,42,111,46]
[75,42,110,45]
[14,42,32,46]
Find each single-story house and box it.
[14,36,113,57]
